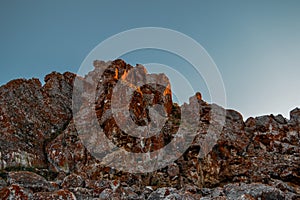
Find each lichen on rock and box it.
[0,59,299,199]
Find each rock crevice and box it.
[0,59,299,199]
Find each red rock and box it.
[32,189,76,200]
[61,173,85,188]
[85,179,110,194]
[7,171,51,192]
[0,184,33,200]
[0,72,74,170]
[0,59,299,199]
[46,121,86,173]
[69,187,100,199]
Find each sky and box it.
[0,0,300,119]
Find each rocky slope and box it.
[0,59,299,199]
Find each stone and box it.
[61,173,85,188]
[0,184,33,200]
[167,163,180,177]
[69,187,99,200]
[290,107,300,122]
[46,121,86,173]
[32,189,76,200]
[7,171,51,192]
[147,187,178,200]
[223,183,299,200]
[0,59,299,199]
[0,177,6,190]
[98,188,121,200]
[120,187,140,199]
[0,72,74,170]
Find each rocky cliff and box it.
[0,59,299,199]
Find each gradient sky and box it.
[1,0,300,119]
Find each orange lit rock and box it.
[0,59,299,199]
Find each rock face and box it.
[0,59,299,199]
[0,72,74,171]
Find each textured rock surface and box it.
[0,184,33,200]
[7,171,52,192]
[32,189,76,200]
[0,72,74,171]
[0,59,299,199]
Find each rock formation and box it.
[0,59,299,199]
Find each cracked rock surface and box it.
[0,59,299,199]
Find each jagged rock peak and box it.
[0,59,299,199]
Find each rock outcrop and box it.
[0,59,299,199]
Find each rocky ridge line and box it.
[0,59,299,199]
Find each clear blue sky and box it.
[1,0,300,119]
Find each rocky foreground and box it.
[0,59,299,199]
